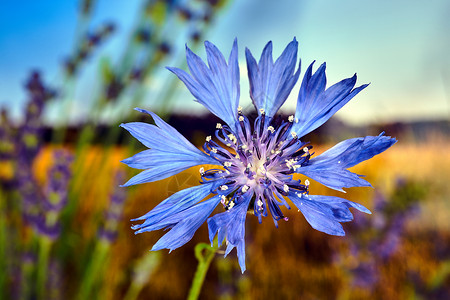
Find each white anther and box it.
[296,192,302,198]
[226,143,231,146]
[303,147,309,153]
[267,126,275,133]
[237,106,243,113]
[257,199,263,209]
[225,170,230,174]
[259,108,265,114]
[271,150,275,154]
[239,116,244,122]
[220,185,229,191]
[288,115,294,122]
[247,163,251,169]
[283,184,289,192]
[305,179,310,186]
[211,148,218,153]
[295,118,299,123]
[221,195,226,204]
[292,164,301,171]
[258,165,266,174]
[291,131,297,139]
[242,185,249,193]
[199,167,205,175]
[227,134,237,143]
[224,161,232,167]
[206,136,211,142]
[235,153,240,159]
[228,201,235,209]
[242,144,248,150]
[216,123,222,129]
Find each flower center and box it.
[200,111,311,216]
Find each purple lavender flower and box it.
[121,39,396,272]
[34,150,73,239]
[98,171,127,243]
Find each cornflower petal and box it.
[150,195,222,252]
[292,61,369,138]
[167,39,240,130]
[299,133,397,191]
[289,194,370,236]
[246,38,300,117]
[120,109,218,186]
[207,193,252,273]
[131,180,225,228]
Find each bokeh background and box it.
[0,0,449,299]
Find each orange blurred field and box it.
[29,138,450,299]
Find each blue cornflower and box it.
[121,38,396,273]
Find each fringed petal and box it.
[245,38,300,117]
[167,39,240,131]
[292,61,368,138]
[299,133,397,191]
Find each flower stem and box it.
[187,241,218,300]
[36,236,52,300]
[77,240,110,300]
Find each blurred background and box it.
[0,0,449,299]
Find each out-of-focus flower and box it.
[35,150,73,239]
[121,39,396,272]
[98,171,127,243]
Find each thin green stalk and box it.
[123,252,161,300]
[36,236,52,300]
[0,189,6,298]
[77,240,110,300]
[187,241,218,300]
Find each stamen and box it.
[206,136,211,142]
[220,185,229,191]
[267,126,275,133]
[216,123,222,129]
[305,179,310,186]
[227,134,237,144]
[290,131,298,139]
[237,106,243,113]
[283,184,289,192]
[221,195,226,205]
[224,161,232,167]
[259,108,265,115]
[211,148,218,153]
[303,147,309,153]
[288,115,294,122]
[257,199,263,211]
[228,201,235,209]
[239,116,244,122]
[242,185,249,193]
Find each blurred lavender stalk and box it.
[78,171,127,300]
[123,252,161,300]
[36,150,74,300]
[335,178,425,296]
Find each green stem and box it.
[36,236,52,300]
[187,242,218,300]
[77,240,110,300]
[0,189,6,298]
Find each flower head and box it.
[121,38,396,273]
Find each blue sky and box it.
[1,0,449,125]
